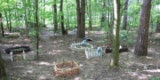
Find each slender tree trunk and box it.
[8,12,12,32]
[76,0,81,36]
[53,0,58,32]
[110,0,121,68]
[43,0,45,24]
[156,11,160,32]
[76,0,85,38]
[0,13,4,37]
[35,0,39,59]
[60,0,65,35]
[27,0,31,22]
[8,6,12,32]
[100,0,106,28]
[1,22,4,37]
[4,10,9,31]
[134,0,152,56]
[24,0,29,37]
[88,0,92,30]
[15,2,18,26]
[40,0,45,23]
[0,51,7,80]
[122,0,129,30]
[156,21,160,32]
[107,0,114,43]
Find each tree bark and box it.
[8,9,12,32]
[53,0,58,33]
[76,0,85,38]
[43,0,45,24]
[122,0,129,30]
[0,13,4,37]
[88,0,92,30]
[156,11,160,32]
[35,0,39,59]
[4,10,9,31]
[110,0,121,68]
[24,0,29,38]
[106,0,114,43]
[60,0,66,35]
[134,0,152,56]
[100,0,106,28]
[156,22,160,32]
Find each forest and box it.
[0,0,160,80]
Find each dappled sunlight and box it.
[38,61,53,66]
[38,75,47,80]
[128,72,152,80]
[145,69,160,73]
[146,56,153,59]
[128,72,139,77]
[39,45,43,48]
[138,74,152,80]
[74,77,81,80]
[86,31,105,35]
[48,49,62,55]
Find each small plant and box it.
[151,77,160,80]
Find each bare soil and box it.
[1,28,160,80]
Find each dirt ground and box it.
[0,28,160,80]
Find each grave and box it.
[5,46,31,61]
[70,40,93,52]
[53,60,80,77]
[85,47,103,59]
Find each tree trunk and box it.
[4,10,9,31]
[24,0,29,38]
[88,0,92,30]
[60,0,65,35]
[156,22,160,32]
[122,0,129,30]
[110,0,121,68]
[0,13,4,37]
[8,9,12,32]
[0,51,7,80]
[76,0,85,38]
[100,0,106,28]
[1,22,4,37]
[156,11,160,32]
[107,0,114,43]
[53,0,58,32]
[35,0,39,59]
[43,0,45,24]
[134,0,152,56]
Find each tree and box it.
[87,0,92,30]
[156,13,160,32]
[106,0,114,43]
[100,0,106,28]
[110,0,121,67]
[122,0,129,30]
[35,0,39,59]
[60,0,66,35]
[156,19,160,32]
[76,0,86,38]
[134,0,152,56]
[53,0,58,33]
[0,12,4,37]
